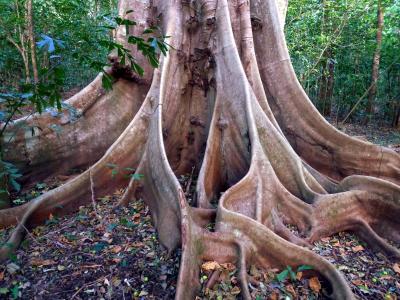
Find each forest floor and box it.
[0,121,399,300]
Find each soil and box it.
[0,121,399,300]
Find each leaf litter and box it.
[0,170,399,299]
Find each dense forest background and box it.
[0,0,399,126]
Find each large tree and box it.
[1,0,399,299]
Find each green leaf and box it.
[297,265,314,271]
[131,62,144,76]
[131,174,144,181]
[9,179,21,192]
[11,285,19,300]
[287,266,296,281]
[106,163,118,169]
[276,269,289,282]
[102,74,113,90]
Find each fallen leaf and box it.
[352,279,363,286]
[296,271,303,280]
[269,292,278,300]
[384,293,396,300]
[250,265,260,277]
[132,242,145,247]
[230,286,241,295]
[57,265,66,271]
[201,261,220,272]
[111,258,122,264]
[138,290,148,297]
[286,284,297,297]
[309,277,321,293]
[111,245,122,253]
[0,272,4,281]
[81,264,102,269]
[220,263,236,271]
[6,263,20,275]
[30,258,56,267]
[352,245,365,252]
[393,263,400,274]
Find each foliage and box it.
[0,0,167,199]
[286,0,400,122]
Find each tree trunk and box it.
[318,49,334,116]
[317,0,334,116]
[365,0,384,124]
[0,1,399,300]
[26,0,39,84]
[393,96,400,129]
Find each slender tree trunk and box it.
[26,0,39,84]
[318,49,334,116]
[365,0,384,124]
[13,0,31,83]
[0,160,11,209]
[317,0,334,116]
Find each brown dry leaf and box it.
[114,189,125,196]
[385,294,397,300]
[250,265,261,278]
[201,261,220,272]
[111,245,123,253]
[81,264,102,269]
[269,292,278,300]
[309,277,322,293]
[352,279,363,286]
[393,263,400,274]
[132,242,145,247]
[230,286,241,295]
[0,271,4,281]
[220,262,236,271]
[111,258,122,264]
[286,284,297,297]
[352,245,365,252]
[30,258,56,267]
[332,242,341,247]
[59,236,73,245]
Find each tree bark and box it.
[0,1,399,300]
[365,0,384,124]
[318,49,334,116]
[26,0,39,84]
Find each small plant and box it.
[0,160,22,193]
[276,265,313,282]
[106,163,144,180]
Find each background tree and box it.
[286,0,400,125]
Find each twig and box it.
[89,170,102,221]
[17,217,68,249]
[17,217,40,245]
[185,166,195,195]
[340,83,374,125]
[340,59,399,124]
[71,276,107,300]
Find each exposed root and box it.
[0,0,399,299]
